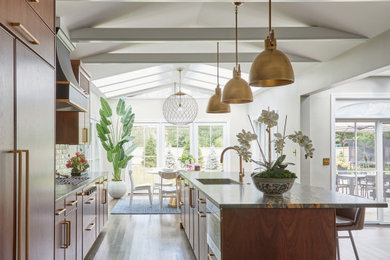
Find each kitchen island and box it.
[179,172,387,260]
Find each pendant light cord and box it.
[269,0,272,34]
[235,4,238,69]
[217,42,220,88]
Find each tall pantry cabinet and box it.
[0,0,55,259]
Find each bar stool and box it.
[335,207,365,260]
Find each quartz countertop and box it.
[180,171,388,209]
[55,171,108,201]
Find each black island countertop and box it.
[55,171,109,201]
[180,171,388,209]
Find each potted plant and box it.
[235,109,315,196]
[66,152,89,176]
[96,97,137,199]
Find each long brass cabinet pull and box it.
[61,221,71,248]
[9,150,29,260]
[8,151,23,260]
[86,223,95,231]
[9,23,40,45]
[102,189,107,204]
[189,188,194,208]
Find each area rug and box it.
[111,198,181,214]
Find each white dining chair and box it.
[158,170,179,209]
[128,170,153,206]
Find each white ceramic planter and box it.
[108,180,127,199]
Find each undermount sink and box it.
[196,178,240,185]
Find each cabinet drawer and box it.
[83,191,97,226]
[25,0,55,31]
[0,0,55,66]
[83,217,97,257]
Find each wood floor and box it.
[85,197,390,260]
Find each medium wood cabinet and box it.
[180,184,208,260]
[56,60,90,145]
[0,1,55,259]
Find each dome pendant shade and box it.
[206,87,231,113]
[222,66,253,104]
[249,33,294,86]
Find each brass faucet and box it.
[220,146,244,183]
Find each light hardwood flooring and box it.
[86,196,390,260]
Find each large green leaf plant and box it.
[96,97,137,181]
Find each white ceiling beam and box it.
[298,28,390,95]
[83,52,317,63]
[107,83,214,98]
[71,27,366,43]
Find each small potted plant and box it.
[235,109,314,196]
[66,152,89,176]
[179,154,195,169]
[96,97,138,199]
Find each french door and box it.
[335,120,390,223]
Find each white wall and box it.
[248,84,302,180]
[308,77,390,189]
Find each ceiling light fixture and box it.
[249,0,294,87]
[163,69,198,125]
[207,42,231,114]
[222,2,253,104]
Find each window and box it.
[196,124,225,171]
[132,125,158,185]
[164,126,190,168]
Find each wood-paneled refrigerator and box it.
[0,25,55,259]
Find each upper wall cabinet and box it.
[0,0,55,66]
[25,0,55,31]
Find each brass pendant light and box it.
[222,2,253,104]
[207,42,231,114]
[249,0,294,87]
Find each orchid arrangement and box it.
[235,109,314,179]
[66,152,89,174]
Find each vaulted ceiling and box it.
[56,0,390,98]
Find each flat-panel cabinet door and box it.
[65,208,77,260]
[0,26,15,260]
[184,182,190,240]
[193,189,199,258]
[16,41,55,260]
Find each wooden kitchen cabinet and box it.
[96,177,109,233]
[0,26,15,260]
[26,0,55,31]
[180,183,208,260]
[0,1,55,259]
[56,60,90,145]
[82,185,97,257]
[56,111,89,145]
[0,0,55,66]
